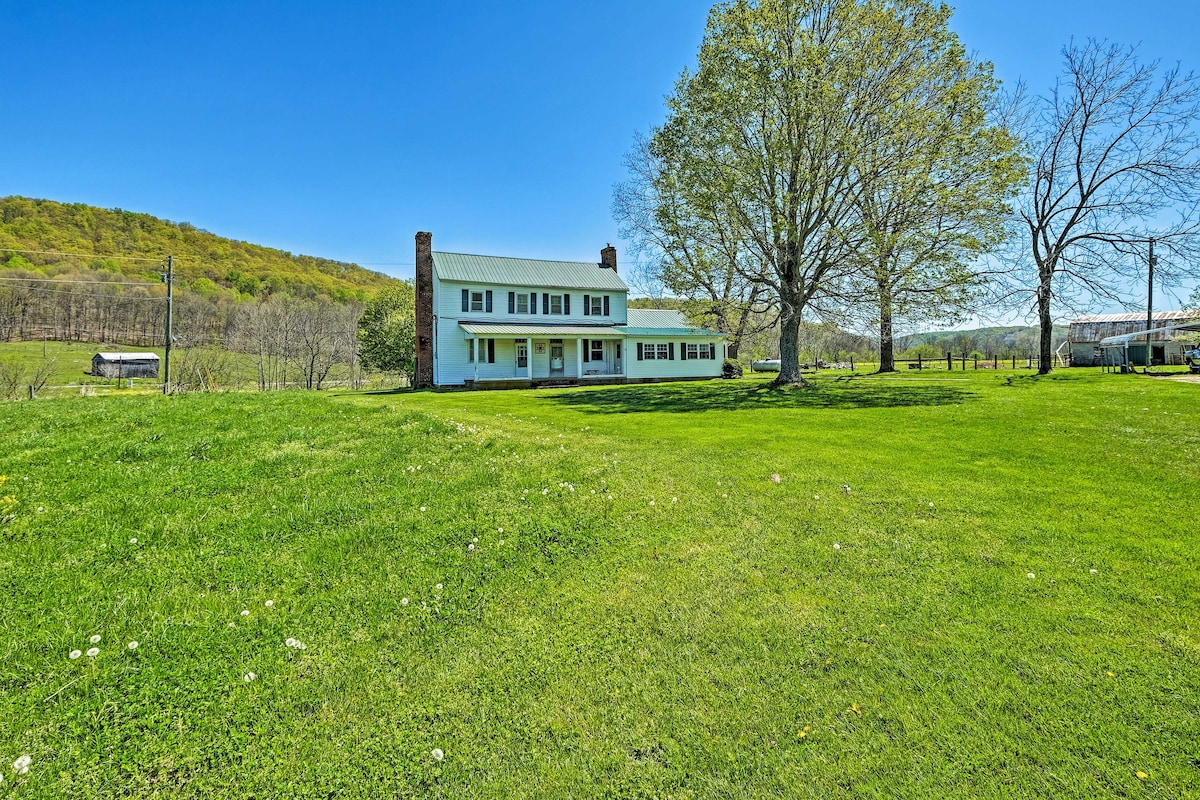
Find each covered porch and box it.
[460,323,626,385]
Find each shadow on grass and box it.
[547,379,974,414]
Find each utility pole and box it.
[163,255,174,394]
[1145,238,1156,370]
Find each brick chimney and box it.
[601,243,617,273]
[414,231,434,389]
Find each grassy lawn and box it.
[1,371,1197,797]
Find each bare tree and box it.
[1017,40,1200,373]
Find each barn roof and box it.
[1098,321,1200,347]
[95,352,160,361]
[1071,310,1199,325]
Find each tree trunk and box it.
[1037,264,1054,375]
[774,288,807,386]
[877,276,896,373]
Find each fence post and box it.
[1012,355,1016,369]
[28,386,34,400]
[850,356,854,371]
[961,354,966,370]
[947,352,952,370]
[918,354,922,370]
[974,355,978,370]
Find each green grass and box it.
[1,371,1197,797]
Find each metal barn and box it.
[91,352,160,379]
[1068,311,1200,366]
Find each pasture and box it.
[0,371,1196,797]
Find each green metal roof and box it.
[433,251,628,291]
[624,308,722,337]
[620,327,723,337]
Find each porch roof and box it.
[459,322,625,337]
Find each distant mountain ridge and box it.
[0,196,399,301]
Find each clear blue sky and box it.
[2,1,1196,308]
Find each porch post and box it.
[576,338,583,378]
[526,338,533,379]
[473,338,479,383]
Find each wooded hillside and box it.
[0,197,396,301]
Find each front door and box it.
[516,343,528,373]
[550,343,564,376]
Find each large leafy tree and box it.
[357,283,416,384]
[641,0,1014,384]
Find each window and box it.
[590,340,604,361]
[590,296,604,316]
[468,339,495,363]
[470,291,484,312]
[642,343,671,360]
[516,293,529,314]
[685,343,699,360]
[550,295,563,315]
[657,343,670,360]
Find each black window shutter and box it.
[583,339,590,362]
[583,295,590,316]
[508,292,515,313]
[564,294,571,315]
[488,339,495,363]
[710,343,717,359]
[530,292,537,314]
[680,342,688,361]
[485,290,493,313]
[637,343,644,361]
[543,293,550,314]
[461,289,469,312]
[603,295,610,316]
[669,342,675,360]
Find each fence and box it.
[894,353,1044,371]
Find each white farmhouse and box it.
[413,232,725,388]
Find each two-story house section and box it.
[413,231,726,388]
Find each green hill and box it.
[0,197,398,301]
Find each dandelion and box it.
[1136,771,1148,779]
[419,506,427,512]
[850,704,861,716]
[69,649,82,659]
[37,506,45,513]
[722,493,728,498]
[472,537,479,543]
[240,610,250,617]
[797,725,811,739]
[297,642,306,650]
[497,527,504,533]
[770,474,781,484]
[833,543,841,550]
[1027,573,1036,579]
[842,484,851,493]
[265,600,274,607]
[671,497,678,503]
[243,672,257,682]
[1106,670,1115,677]
[86,647,99,657]
[13,755,31,775]
[468,543,475,551]
[813,495,820,500]
[431,748,444,761]
[435,583,443,591]
[1089,569,1098,574]
[127,641,138,650]
[928,502,934,508]
[498,540,504,546]
[129,537,138,544]
[89,635,101,644]
[285,638,297,647]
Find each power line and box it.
[0,247,168,263]
[0,276,162,287]
[0,283,164,301]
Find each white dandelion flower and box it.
[86,647,99,657]
[497,527,504,533]
[285,637,297,647]
[813,495,820,500]
[498,540,504,546]
[928,502,934,508]
[243,672,257,682]
[127,641,138,650]
[297,642,306,650]
[833,543,841,550]
[240,610,250,617]
[69,649,82,659]
[671,497,678,503]
[435,583,443,590]
[36,506,45,513]
[1027,572,1036,579]
[89,635,101,644]
[722,493,728,498]
[401,597,409,606]
[265,600,274,607]
[472,537,479,543]
[649,500,655,506]
[770,474,781,484]
[419,506,427,512]
[468,543,475,551]
[13,755,31,775]
[129,537,138,544]
[431,748,444,761]
[1089,569,1098,574]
